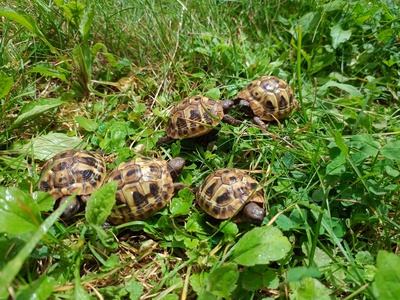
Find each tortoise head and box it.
[59,196,81,218]
[242,202,266,225]
[167,157,186,179]
[221,99,234,112]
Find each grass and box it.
[1,0,400,299]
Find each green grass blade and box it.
[0,197,73,298]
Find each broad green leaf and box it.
[74,283,91,300]
[0,7,39,34]
[318,81,362,98]
[191,72,205,78]
[10,98,65,129]
[163,295,179,300]
[0,195,72,298]
[219,220,238,243]
[86,181,117,226]
[0,187,42,235]
[0,8,59,56]
[72,44,90,85]
[125,278,144,300]
[239,268,264,291]
[190,273,207,294]
[97,285,128,299]
[309,53,336,74]
[206,263,239,299]
[349,134,380,158]
[326,152,346,175]
[186,213,206,233]
[367,179,397,195]
[0,73,13,98]
[297,11,321,34]
[290,277,331,300]
[263,268,280,289]
[204,88,220,99]
[181,237,197,249]
[276,214,295,231]
[377,28,395,43]
[305,246,332,269]
[355,251,374,265]
[330,24,352,49]
[374,251,400,300]
[92,42,107,57]
[32,191,55,212]
[232,226,292,266]
[62,1,85,25]
[381,140,400,160]
[0,155,28,171]
[0,236,26,269]
[79,3,95,42]
[22,133,84,161]
[14,275,56,300]
[385,165,399,177]
[286,267,321,282]
[322,0,346,12]
[170,197,191,217]
[100,254,120,271]
[29,65,69,83]
[164,190,191,219]
[171,142,181,158]
[330,128,349,156]
[75,116,99,132]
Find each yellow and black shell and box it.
[196,168,266,224]
[106,157,185,224]
[166,95,225,139]
[38,149,106,216]
[236,76,298,121]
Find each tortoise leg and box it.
[222,115,242,126]
[59,196,81,218]
[156,135,175,146]
[253,116,267,129]
[234,99,254,116]
[173,182,187,192]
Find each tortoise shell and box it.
[196,168,266,224]
[166,95,225,139]
[106,157,185,224]
[38,149,106,216]
[236,76,298,121]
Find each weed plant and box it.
[0,0,399,299]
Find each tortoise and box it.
[196,168,266,224]
[106,156,186,224]
[38,149,106,217]
[157,95,241,145]
[232,76,298,128]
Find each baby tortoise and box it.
[196,168,266,224]
[157,95,241,145]
[106,157,186,224]
[232,76,298,128]
[38,149,106,217]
